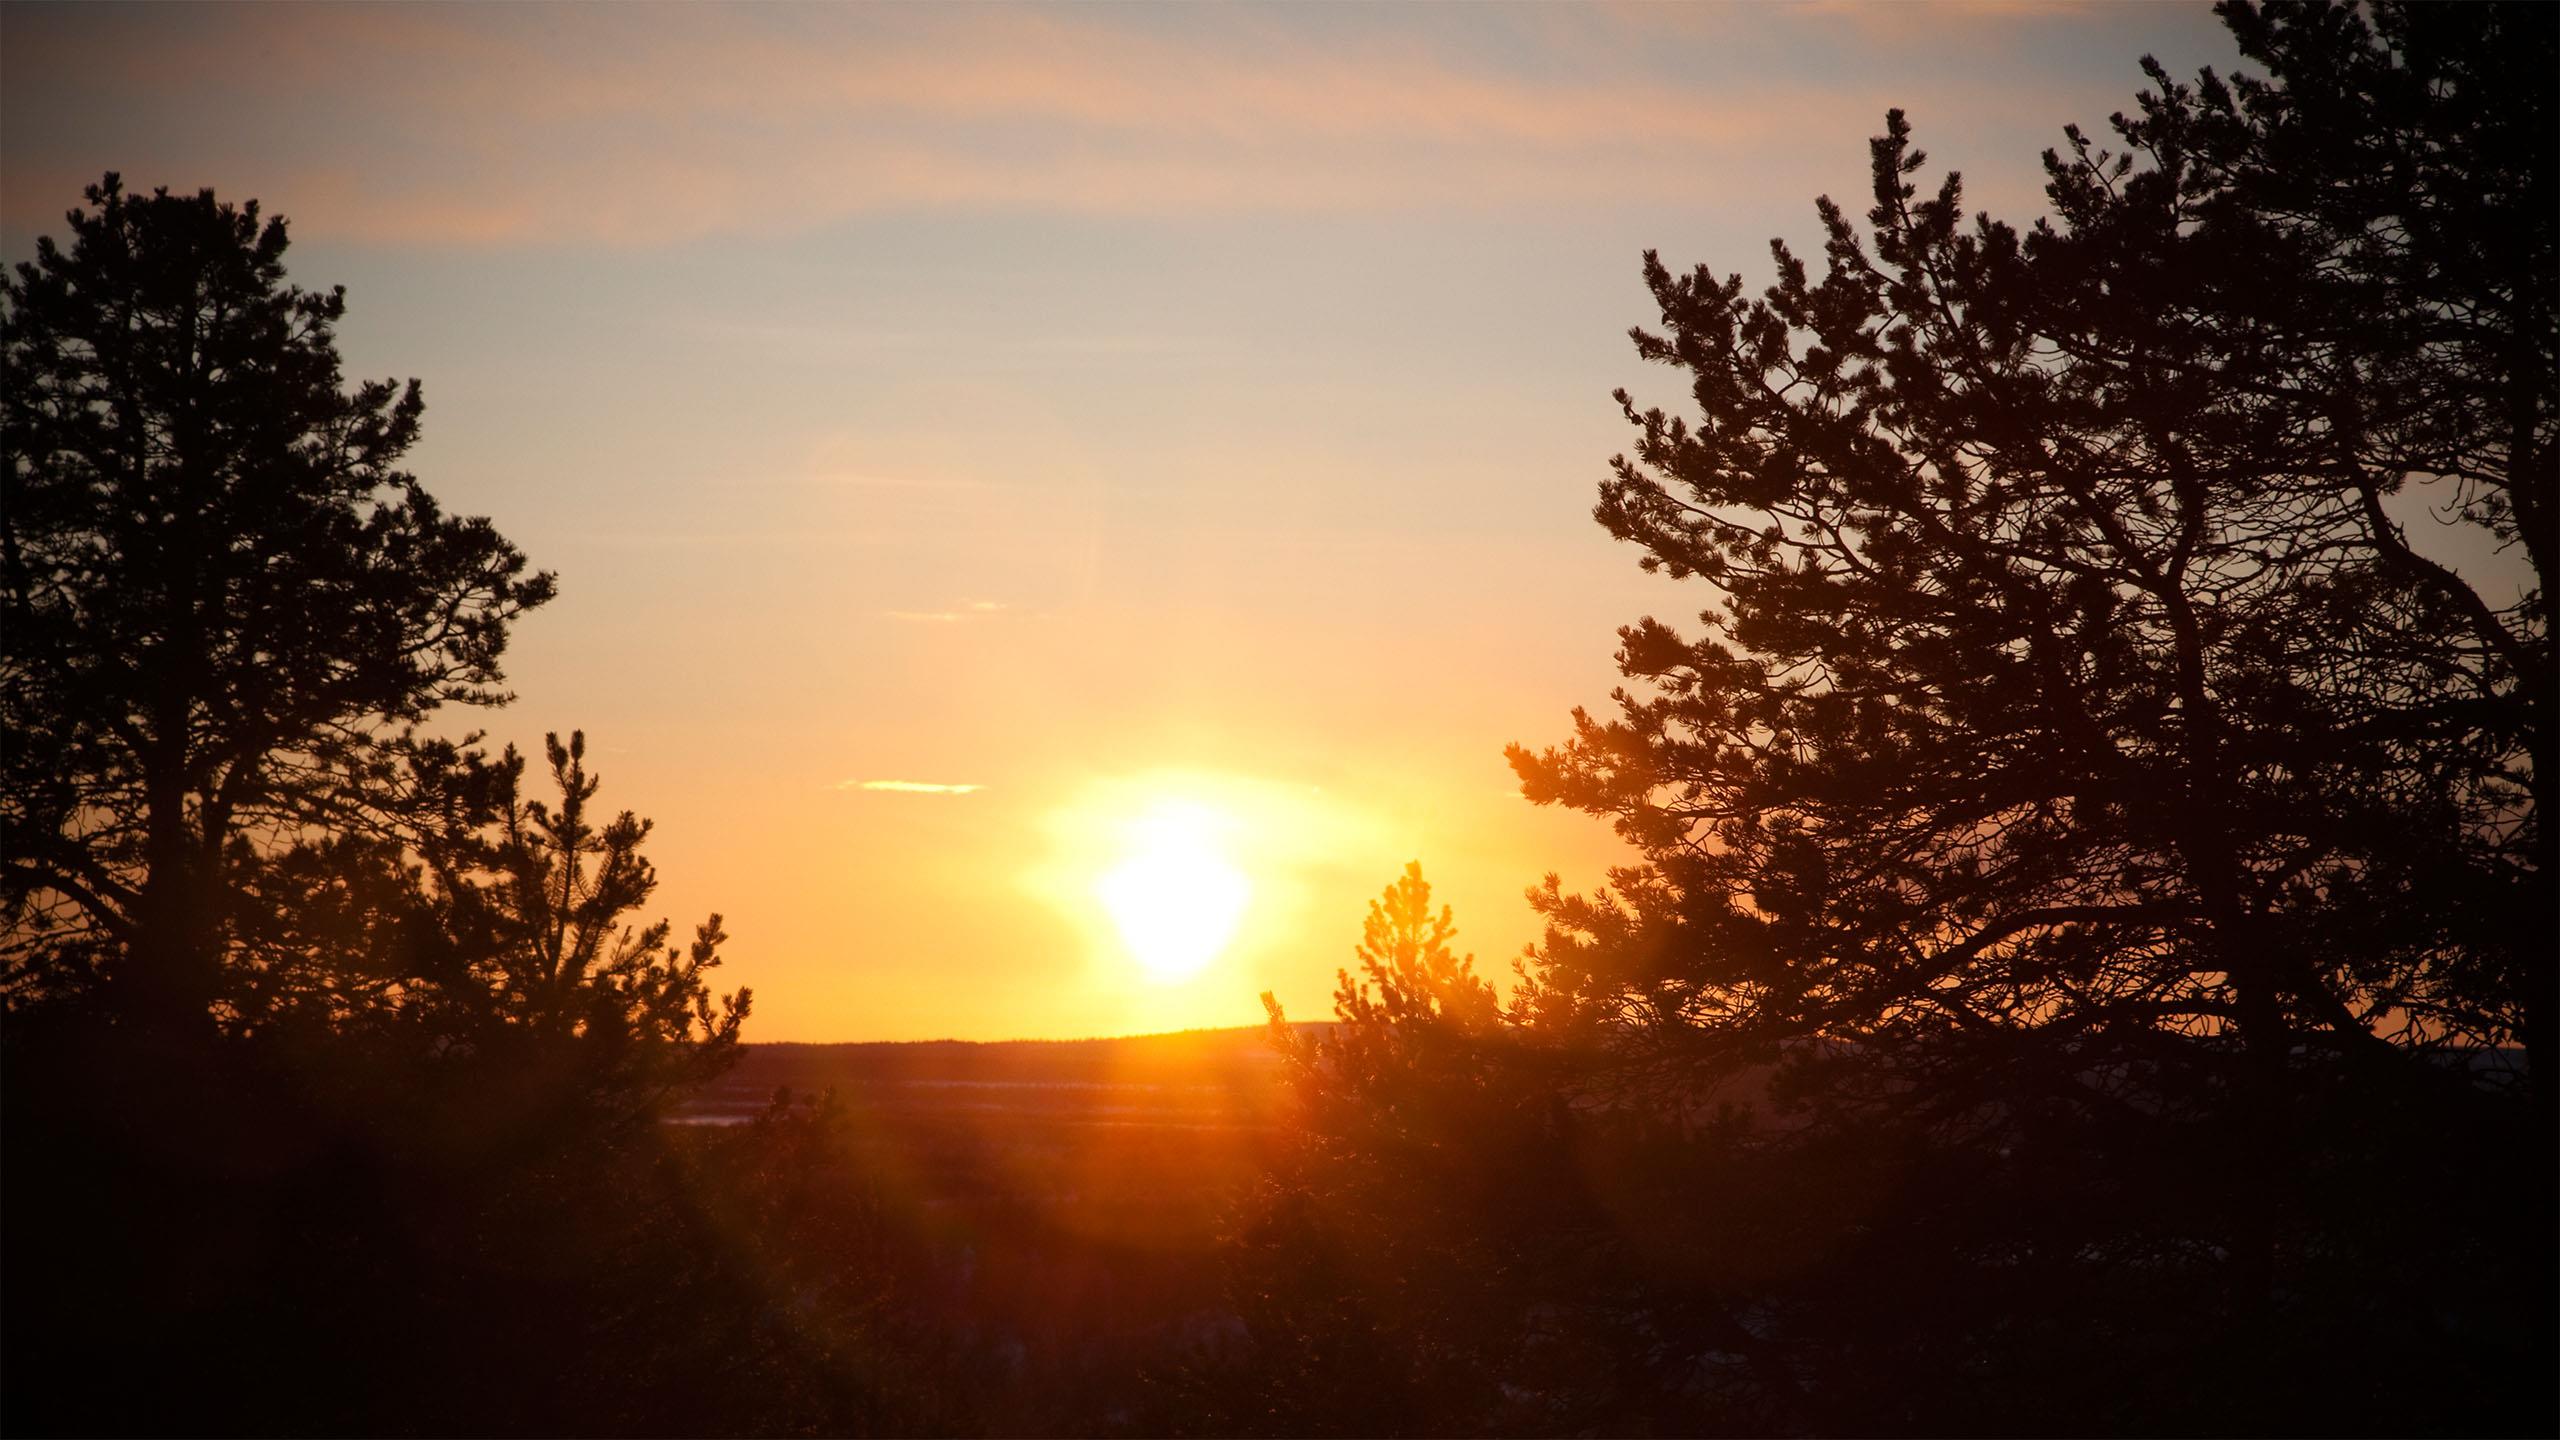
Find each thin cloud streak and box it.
[565,530,906,550]
[884,601,1006,624]
[843,779,985,795]
[797,470,1009,494]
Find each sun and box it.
[1094,800,1251,982]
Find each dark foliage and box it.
[1510,0,2548,1118]
[1239,5,2554,1435]
[0,178,801,1436]
[1,175,556,1034]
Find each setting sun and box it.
[1093,801,1250,982]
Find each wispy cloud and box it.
[884,601,1007,624]
[842,779,984,795]
[0,3,1948,247]
[808,473,1005,492]
[692,320,1210,361]
[565,530,905,550]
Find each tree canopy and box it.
[2,175,556,1034]
[2,179,763,1436]
[1508,0,2552,1122]
[1226,9,2556,1428]
[405,731,752,1113]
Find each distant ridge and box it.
[675,1023,1335,1128]
[746,1021,1330,1053]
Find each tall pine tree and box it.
[2,176,556,1035]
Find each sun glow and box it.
[1094,801,1251,982]
[1027,770,1394,1024]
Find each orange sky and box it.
[3,1,2245,1040]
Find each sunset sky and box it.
[3,1,2244,1042]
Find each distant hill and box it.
[676,1023,1331,1128]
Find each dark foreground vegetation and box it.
[6,3,2553,1434]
